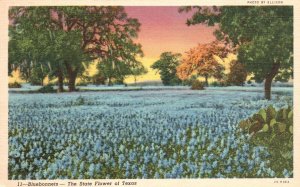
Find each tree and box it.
[227,60,248,86]
[9,6,143,92]
[151,52,182,86]
[181,6,293,99]
[96,36,144,86]
[9,7,72,92]
[97,60,129,85]
[131,62,148,85]
[56,6,143,90]
[97,58,146,86]
[9,8,55,86]
[176,42,227,86]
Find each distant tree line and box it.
[151,44,247,88]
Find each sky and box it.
[124,6,218,82]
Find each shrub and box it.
[29,80,43,86]
[210,81,219,87]
[182,75,197,86]
[74,96,85,106]
[92,75,106,85]
[8,82,22,88]
[210,81,228,87]
[113,78,125,85]
[38,85,56,93]
[239,105,293,176]
[47,82,57,87]
[76,82,88,86]
[191,80,205,90]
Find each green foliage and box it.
[74,96,85,106]
[97,60,145,86]
[131,63,148,84]
[81,73,106,86]
[239,105,293,175]
[182,6,293,99]
[226,60,247,86]
[46,82,56,87]
[76,82,88,86]
[91,74,106,85]
[210,81,228,87]
[113,77,125,85]
[9,6,143,92]
[191,80,205,90]
[151,52,182,86]
[28,64,49,86]
[8,82,22,88]
[239,105,293,135]
[182,75,197,86]
[235,7,293,83]
[38,85,56,93]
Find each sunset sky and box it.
[124,6,218,82]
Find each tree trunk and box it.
[57,67,64,93]
[264,63,280,100]
[68,74,76,92]
[65,61,78,92]
[264,78,272,100]
[108,77,113,86]
[205,75,208,86]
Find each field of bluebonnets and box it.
[8,88,293,179]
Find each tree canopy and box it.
[151,52,182,86]
[177,41,227,86]
[181,6,293,99]
[9,6,145,91]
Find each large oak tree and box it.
[9,6,144,92]
[180,6,293,99]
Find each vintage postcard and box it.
[0,0,299,187]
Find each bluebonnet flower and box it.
[221,148,228,159]
[283,169,291,178]
[225,166,232,174]
[154,172,160,179]
[119,144,125,153]
[21,161,28,169]
[88,163,95,177]
[237,166,244,173]
[259,161,265,169]
[79,161,85,171]
[132,165,139,175]
[212,161,218,169]
[257,169,262,176]
[267,168,275,177]
[118,154,125,165]
[34,172,42,179]
[9,90,291,179]
[208,153,214,160]
[201,154,207,161]
[216,172,224,178]
[242,144,249,152]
